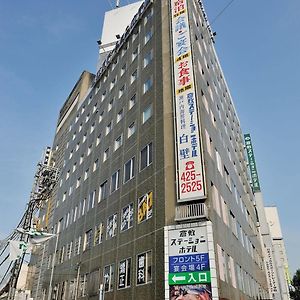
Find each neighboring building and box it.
[28,1,272,299]
[265,207,291,300]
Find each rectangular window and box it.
[103,264,114,292]
[136,251,152,285]
[127,122,136,138]
[87,144,92,156]
[143,50,153,68]
[224,166,231,190]
[83,229,93,251]
[84,169,89,181]
[137,191,153,224]
[88,190,95,210]
[119,85,125,98]
[124,157,135,183]
[144,28,153,44]
[118,258,131,289]
[131,70,137,83]
[106,213,117,239]
[93,159,99,172]
[117,109,124,123]
[94,223,104,245]
[132,47,138,61]
[129,94,136,109]
[120,203,133,232]
[143,77,153,93]
[121,64,126,76]
[106,122,112,135]
[99,181,108,201]
[96,133,101,146]
[111,170,120,193]
[114,135,123,151]
[103,148,109,162]
[140,143,153,170]
[142,104,153,123]
[108,99,114,111]
[99,111,104,123]
[215,148,223,175]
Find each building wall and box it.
[31,1,270,299]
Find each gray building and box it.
[28,1,270,299]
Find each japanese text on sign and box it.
[171,0,206,201]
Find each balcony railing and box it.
[175,202,208,222]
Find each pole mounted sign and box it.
[244,134,261,192]
[170,0,206,202]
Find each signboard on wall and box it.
[244,134,261,192]
[167,225,212,299]
[170,0,206,202]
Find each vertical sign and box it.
[167,226,212,299]
[244,134,261,192]
[171,0,206,202]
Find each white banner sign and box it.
[171,0,206,201]
[168,226,208,256]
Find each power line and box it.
[210,0,236,25]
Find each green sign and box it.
[244,134,261,192]
[168,271,211,285]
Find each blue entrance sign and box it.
[169,253,210,273]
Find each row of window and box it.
[216,244,267,298]
[59,143,153,209]
[46,250,152,299]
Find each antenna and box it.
[116,0,120,7]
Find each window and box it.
[110,78,116,90]
[120,203,133,232]
[117,109,124,123]
[87,144,92,156]
[137,191,153,223]
[69,185,73,196]
[129,94,136,109]
[83,133,87,143]
[93,159,99,172]
[108,99,114,111]
[93,103,97,113]
[127,122,136,138]
[142,105,153,123]
[121,64,126,76]
[99,111,104,123]
[88,190,95,210]
[74,236,81,255]
[85,113,90,123]
[140,143,153,170]
[69,150,73,159]
[136,251,152,285]
[82,198,86,216]
[76,177,81,188]
[119,85,125,98]
[66,170,70,180]
[144,28,153,44]
[143,77,153,93]
[103,148,109,162]
[96,134,101,146]
[132,47,138,61]
[131,70,137,83]
[143,50,153,67]
[106,122,112,135]
[99,181,108,201]
[90,123,95,133]
[94,223,104,245]
[72,132,76,140]
[111,170,120,193]
[124,157,135,183]
[103,264,114,292]
[106,213,117,239]
[224,166,231,190]
[114,135,123,151]
[80,154,84,164]
[84,168,89,181]
[73,206,78,222]
[144,7,153,24]
[102,90,106,102]
[215,148,222,175]
[79,123,83,132]
[118,258,131,289]
[75,142,80,152]
[83,229,93,251]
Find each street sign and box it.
[169,253,210,273]
[168,271,211,285]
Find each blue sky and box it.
[0,0,299,276]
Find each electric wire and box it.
[210,0,236,25]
